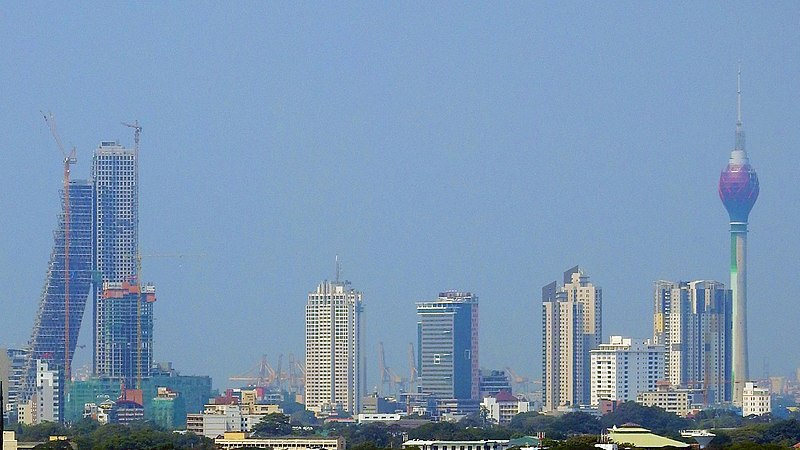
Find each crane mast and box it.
[43,111,77,387]
[123,120,143,388]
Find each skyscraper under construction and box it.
[19,128,149,422]
[93,141,149,385]
[97,281,156,389]
[20,180,94,417]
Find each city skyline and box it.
[1,3,798,392]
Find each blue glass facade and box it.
[22,180,94,417]
[416,291,479,402]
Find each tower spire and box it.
[735,64,746,152]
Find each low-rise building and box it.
[479,370,513,398]
[361,392,400,414]
[636,382,702,417]
[357,413,402,423]
[3,430,18,450]
[109,400,144,424]
[151,387,186,429]
[83,400,114,424]
[606,424,689,448]
[742,382,771,417]
[186,402,283,438]
[402,439,512,450]
[480,391,530,424]
[214,432,344,450]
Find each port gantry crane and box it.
[42,111,77,387]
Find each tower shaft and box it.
[730,223,749,406]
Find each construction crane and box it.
[408,342,418,385]
[505,366,531,393]
[120,120,144,390]
[122,120,141,155]
[229,354,278,387]
[42,111,77,386]
[379,342,390,394]
[379,342,411,395]
[133,251,204,389]
[287,353,305,395]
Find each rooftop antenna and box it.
[335,255,341,283]
[735,63,745,151]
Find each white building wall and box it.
[305,281,363,415]
[742,382,770,417]
[3,431,18,450]
[590,336,664,406]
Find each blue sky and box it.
[1,2,798,391]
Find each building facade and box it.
[480,391,530,424]
[653,280,731,404]
[542,267,601,410]
[18,360,60,425]
[93,141,140,378]
[402,440,512,450]
[417,291,479,402]
[186,403,282,438]
[95,281,156,388]
[590,336,664,406]
[21,180,94,414]
[4,348,29,421]
[479,369,512,398]
[636,382,703,417]
[742,382,770,417]
[305,280,364,415]
[214,434,344,450]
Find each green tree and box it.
[17,422,68,442]
[600,402,689,437]
[548,412,600,439]
[31,440,73,450]
[253,413,294,437]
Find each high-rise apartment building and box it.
[0,348,29,421]
[653,280,731,404]
[718,70,759,406]
[305,280,364,415]
[21,180,94,416]
[590,336,664,406]
[18,360,60,425]
[542,266,601,410]
[95,281,156,389]
[416,291,479,402]
[93,141,140,379]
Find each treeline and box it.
[9,403,800,450]
[13,419,213,450]
[318,403,800,450]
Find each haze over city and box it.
[1,2,799,395]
